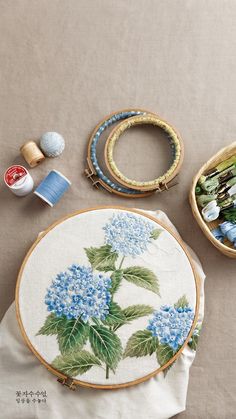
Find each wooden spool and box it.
[189,142,236,258]
[16,206,200,390]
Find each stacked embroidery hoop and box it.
[85,109,184,198]
[16,207,200,390]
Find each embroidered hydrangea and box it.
[103,212,155,257]
[45,265,112,323]
[147,305,194,351]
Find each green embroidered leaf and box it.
[36,313,67,336]
[110,270,123,294]
[123,305,154,322]
[91,317,100,326]
[85,245,118,272]
[89,325,122,369]
[123,266,160,296]
[156,344,174,367]
[150,228,162,240]
[58,318,89,355]
[174,295,189,309]
[188,333,200,351]
[102,302,126,326]
[123,330,158,358]
[113,304,154,331]
[52,350,101,377]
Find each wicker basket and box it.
[189,142,236,258]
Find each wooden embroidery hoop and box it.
[104,114,184,192]
[85,108,175,198]
[15,206,201,391]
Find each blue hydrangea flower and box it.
[147,305,194,351]
[103,212,155,257]
[188,325,200,343]
[45,265,112,322]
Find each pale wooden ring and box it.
[104,114,184,192]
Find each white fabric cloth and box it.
[0,210,205,419]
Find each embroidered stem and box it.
[105,364,109,379]
[105,325,112,379]
[118,256,125,269]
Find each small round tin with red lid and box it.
[4,165,34,196]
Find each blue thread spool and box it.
[219,221,235,236]
[211,227,224,243]
[34,170,71,207]
[226,225,236,245]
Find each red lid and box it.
[4,165,28,187]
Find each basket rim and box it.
[189,141,236,256]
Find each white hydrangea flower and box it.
[103,212,155,257]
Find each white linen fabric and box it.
[0,210,205,419]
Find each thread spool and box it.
[197,193,217,208]
[34,170,71,207]
[228,184,236,197]
[226,225,236,244]
[202,200,220,222]
[211,227,224,243]
[4,165,34,196]
[20,141,45,167]
[219,221,236,248]
[219,221,235,236]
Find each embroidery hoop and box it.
[104,114,184,192]
[85,109,157,198]
[15,206,200,391]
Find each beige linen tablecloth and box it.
[0,1,236,417]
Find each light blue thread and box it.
[219,221,236,246]
[90,111,146,195]
[227,225,236,244]
[211,227,224,242]
[219,221,235,236]
[34,170,71,207]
